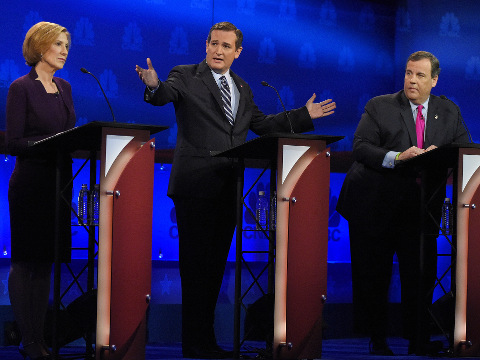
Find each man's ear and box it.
[235,46,243,59]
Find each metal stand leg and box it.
[233,159,245,359]
[52,150,62,360]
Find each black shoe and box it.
[408,340,444,356]
[183,344,233,359]
[369,338,394,356]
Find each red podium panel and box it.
[455,148,480,357]
[274,139,329,359]
[95,128,157,360]
[109,139,155,360]
[215,133,341,359]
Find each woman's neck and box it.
[35,61,56,83]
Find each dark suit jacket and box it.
[145,60,314,199]
[337,90,469,230]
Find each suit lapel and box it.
[398,91,417,146]
[197,61,224,113]
[230,71,246,125]
[424,96,439,147]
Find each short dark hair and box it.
[207,22,243,50]
[406,51,441,78]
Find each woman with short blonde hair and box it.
[6,21,76,360]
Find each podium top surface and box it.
[397,142,480,170]
[30,121,167,153]
[213,133,344,160]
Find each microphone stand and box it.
[261,81,294,133]
[81,68,116,123]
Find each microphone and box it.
[440,95,472,143]
[80,67,116,123]
[261,81,294,133]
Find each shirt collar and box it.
[409,98,429,114]
[210,68,232,86]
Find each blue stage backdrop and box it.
[0,0,478,273]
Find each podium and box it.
[215,133,343,359]
[32,122,166,360]
[399,143,480,357]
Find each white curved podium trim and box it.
[105,135,134,176]
[282,145,310,184]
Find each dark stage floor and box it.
[1,338,479,360]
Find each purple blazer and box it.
[6,66,76,156]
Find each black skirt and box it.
[8,155,72,263]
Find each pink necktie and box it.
[416,105,425,149]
